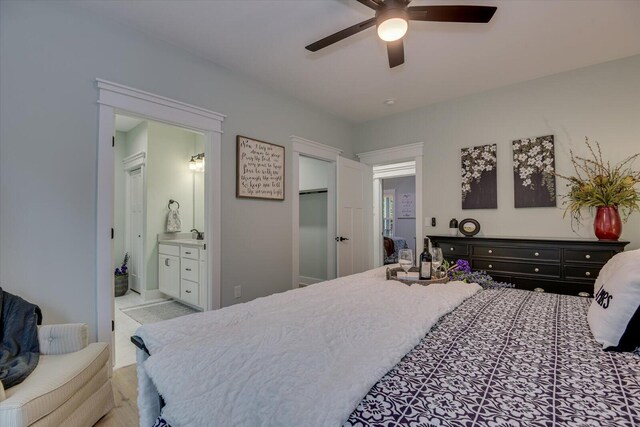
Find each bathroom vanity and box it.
[158,239,207,309]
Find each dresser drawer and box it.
[564,249,614,264]
[180,279,199,306]
[512,277,593,297]
[181,246,199,260]
[441,242,469,257]
[182,258,199,282]
[473,259,560,278]
[564,265,602,281]
[472,245,559,261]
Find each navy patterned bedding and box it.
[346,289,640,426]
[154,289,640,426]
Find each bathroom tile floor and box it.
[114,291,168,368]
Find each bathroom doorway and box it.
[112,113,208,368]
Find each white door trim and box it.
[357,143,424,268]
[97,79,225,351]
[291,135,342,289]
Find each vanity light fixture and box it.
[189,153,205,172]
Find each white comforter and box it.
[138,267,480,427]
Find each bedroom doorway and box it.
[356,143,424,268]
[380,173,417,265]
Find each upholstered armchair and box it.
[0,323,114,426]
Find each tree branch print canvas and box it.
[461,144,497,209]
[512,135,556,208]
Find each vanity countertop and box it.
[158,238,205,247]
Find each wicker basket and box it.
[386,267,449,286]
[114,274,129,297]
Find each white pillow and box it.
[588,249,640,352]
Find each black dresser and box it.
[428,235,629,297]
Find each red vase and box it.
[594,206,622,240]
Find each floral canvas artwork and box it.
[512,135,556,208]
[461,144,497,209]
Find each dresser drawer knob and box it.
[585,254,591,259]
[488,264,493,269]
[578,292,591,297]
[534,252,539,257]
[450,247,454,251]
[488,249,493,254]
[534,287,545,293]
[585,271,591,277]
[534,267,540,273]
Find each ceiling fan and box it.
[305,0,497,68]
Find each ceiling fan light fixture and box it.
[377,17,408,42]
[376,7,409,42]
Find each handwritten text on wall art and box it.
[236,135,285,200]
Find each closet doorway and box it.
[298,156,335,286]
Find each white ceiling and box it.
[79,0,640,123]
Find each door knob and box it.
[335,236,349,242]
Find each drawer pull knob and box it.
[534,268,540,273]
[585,254,591,259]
[578,292,591,297]
[488,264,493,268]
[534,288,545,293]
[450,247,454,251]
[185,251,191,255]
[585,271,591,277]
[185,268,192,271]
[534,252,539,257]
[488,249,493,254]
[185,290,192,293]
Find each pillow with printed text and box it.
[588,249,640,352]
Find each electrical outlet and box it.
[234,285,241,298]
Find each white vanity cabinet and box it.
[158,241,206,309]
[158,244,180,298]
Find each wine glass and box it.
[398,249,413,274]
[431,247,444,271]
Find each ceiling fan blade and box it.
[408,5,497,23]
[387,39,404,68]
[356,0,384,10]
[305,18,376,52]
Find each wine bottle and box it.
[419,237,432,279]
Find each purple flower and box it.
[456,259,471,273]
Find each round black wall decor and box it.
[459,218,481,237]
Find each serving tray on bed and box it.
[386,266,448,286]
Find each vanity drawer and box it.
[473,259,560,278]
[180,279,199,306]
[564,265,602,281]
[564,249,614,264]
[159,244,180,257]
[441,242,469,257]
[182,258,199,282]
[472,245,559,261]
[181,246,199,260]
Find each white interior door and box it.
[128,168,144,293]
[336,157,372,277]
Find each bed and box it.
[133,268,640,427]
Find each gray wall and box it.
[356,55,640,250]
[0,1,354,339]
[382,176,416,254]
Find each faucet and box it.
[190,229,204,240]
